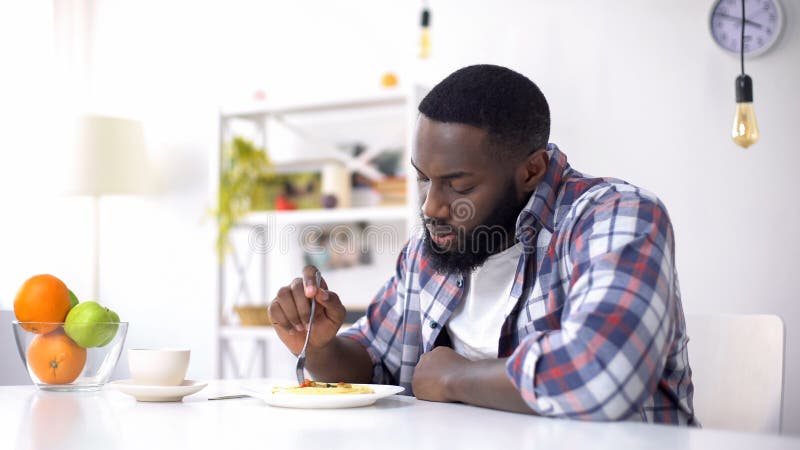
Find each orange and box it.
[14,274,71,333]
[381,72,399,88]
[27,331,87,385]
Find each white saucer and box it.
[109,379,207,402]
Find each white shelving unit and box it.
[214,87,427,379]
[237,206,408,227]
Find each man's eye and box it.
[417,176,430,183]
[452,186,475,195]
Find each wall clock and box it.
[709,0,784,57]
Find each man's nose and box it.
[421,184,450,220]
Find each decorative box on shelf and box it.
[233,305,271,326]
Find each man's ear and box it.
[516,149,549,194]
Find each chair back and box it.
[686,313,784,433]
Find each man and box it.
[269,64,696,424]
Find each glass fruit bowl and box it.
[12,321,128,392]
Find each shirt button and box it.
[430,321,438,329]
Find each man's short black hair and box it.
[418,64,550,157]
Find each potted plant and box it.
[214,137,272,260]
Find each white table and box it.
[0,380,798,450]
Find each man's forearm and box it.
[446,358,536,415]
[305,336,374,383]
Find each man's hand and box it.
[411,346,470,402]
[268,265,346,355]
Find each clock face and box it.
[710,0,784,56]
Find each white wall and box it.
[1,0,798,434]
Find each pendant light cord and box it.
[740,0,746,75]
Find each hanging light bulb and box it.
[732,74,759,148]
[419,4,431,59]
[731,0,759,149]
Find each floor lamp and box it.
[73,115,151,301]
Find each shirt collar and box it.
[515,143,570,244]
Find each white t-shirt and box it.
[446,242,523,361]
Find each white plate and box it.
[241,381,404,409]
[109,379,208,402]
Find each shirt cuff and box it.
[505,331,555,416]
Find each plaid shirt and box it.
[341,144,696,424]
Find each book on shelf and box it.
[373,176,407,206]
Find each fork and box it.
[295,271,320,385]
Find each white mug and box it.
[128,348,190,386]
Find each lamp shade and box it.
[72,115,152,195]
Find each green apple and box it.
[96,309,120,347]
[68,289,79,309]
[64,301,119,348]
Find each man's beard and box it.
[422,181,528,275]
